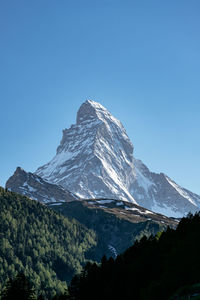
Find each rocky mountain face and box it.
[130,159,200,217]
[6,100,200,218]
[6,167,77,203]
[36,100,136,203]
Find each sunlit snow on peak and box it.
[35,100,200,218]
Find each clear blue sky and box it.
[0,0,200,194]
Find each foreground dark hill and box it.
[67,213,200,300]
[0,187,97,298]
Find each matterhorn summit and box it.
[7,100,200,217]
[36,100,137,203]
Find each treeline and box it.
[0,187,97,298]
[65,212,200,300]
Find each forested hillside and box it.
[2,186,200,299]
[0,187,97,298]
[0,187,175,298]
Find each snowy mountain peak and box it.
[76,100,105,124]
[76,100,124,129]
[35,100,136,202]
[34,100,200,217]
[7,100,200,218]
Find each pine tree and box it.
[1,273,36,300]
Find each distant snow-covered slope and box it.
[33,100,200,217]
[131,159,200,217]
